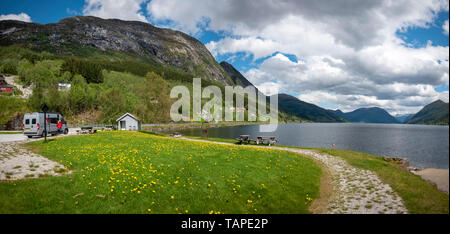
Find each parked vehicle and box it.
[22,112,69,138]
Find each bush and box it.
[0,58,19,75]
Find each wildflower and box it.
[247,200,253,204]
[170,195,174,199]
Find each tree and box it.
[136,72,172,123]
[61,58,104,84]
[100,88,125,123]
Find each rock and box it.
[383,157,410,170]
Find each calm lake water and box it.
[178,123,449,169]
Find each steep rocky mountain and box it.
[277,94,346,123]
[0,16,233,85]
[331,107,399,124]
[407,100,449,125]
[394,114,414,123]
[220,61,257,90]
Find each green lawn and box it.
[0,131,321,214]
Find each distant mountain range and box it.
[406,100,449,125]
[394,114,414,123]
[330,107,400,124]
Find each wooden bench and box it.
[256,136,278,146]
[236,135,252,144]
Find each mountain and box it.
[407,100,449,125]
[0,16,233,85]
[277,94,346,123]
[332,107,400,124]
[394,114,414,123]
[220,61,257,90]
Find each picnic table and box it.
[102,125,115,131]
[256,136,278,146]
[77,126,97,135]
[236,135,252,144]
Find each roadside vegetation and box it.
[0,131,321,214]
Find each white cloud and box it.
[83,0,148,22]
[443,20,449,35]
[0,13,32,22]
[206,37,279,60]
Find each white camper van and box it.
[23,112,69,138]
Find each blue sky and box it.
[1,0,449,114]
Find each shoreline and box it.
[412,168,449,194]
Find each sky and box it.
[1,0,449,115]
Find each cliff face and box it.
[0,16,233,85]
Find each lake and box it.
[178,123,449,169]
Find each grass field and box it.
[0,131,321,214]
[182,135,449,214]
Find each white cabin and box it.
[116,113,141,131]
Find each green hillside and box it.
[407,100,449,125]
[277,94,346,123]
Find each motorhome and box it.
[23,112,69,138]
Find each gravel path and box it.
[181,138,408,214]
[279,148,408,214]
[0,141,69,180]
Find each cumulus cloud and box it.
[83,0,148,22]
[0,13,32,22]
[148,0,448,49]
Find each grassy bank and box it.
[0,131,321,214]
